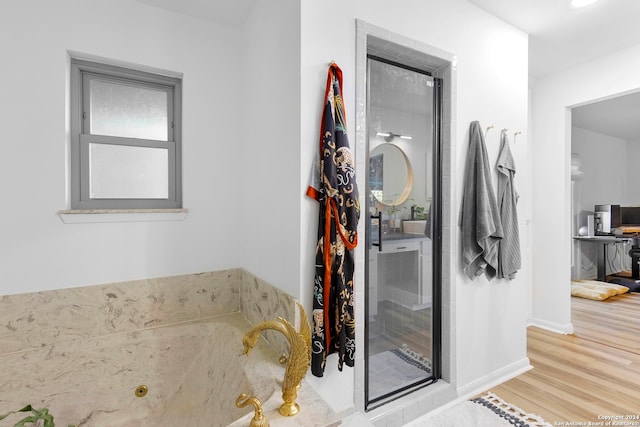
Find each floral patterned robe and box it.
[306,63,360,376]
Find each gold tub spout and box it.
[236,393,269,427]
[242,302,311,417]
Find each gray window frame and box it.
[70,58,182,209]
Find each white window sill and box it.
[58,209,188,224]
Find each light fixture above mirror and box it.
[376,131,412,142]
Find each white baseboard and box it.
[528,318,574,334]
[456,357,533,399]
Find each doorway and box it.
[354,20,456,416]
[364,54,442,410]
[570,92,640,282]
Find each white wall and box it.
[626,140,640,205]
[1,0,532,420]
[531,43,640,332]
[0,0,243,295]
[572,127,628,214]
[240,0,301,298]
[301,0,530,415]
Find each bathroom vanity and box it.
[368,230,432,320]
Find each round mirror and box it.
[369,143,413,207]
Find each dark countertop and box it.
[377,231,428,241]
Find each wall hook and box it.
[514,131,521,143]
[486,125,494,135]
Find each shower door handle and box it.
[371,213,382,252]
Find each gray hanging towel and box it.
[461,121,503,280]
[496,130,521,280]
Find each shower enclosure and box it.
[365,55,442,409]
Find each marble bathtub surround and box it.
[0,269,242,356]
[0,269,344,427]
[0,313,284,426]
[0,268,319,426]
[0,269,299,359]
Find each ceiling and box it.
[572,92,640,141]
[133,0,640,78]
[132,0,256,28]
[466,0,640,78]
[467,0,640,141]
[132,0,640,140]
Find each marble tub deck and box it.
[0,313,340,426]
[0,270,353,426]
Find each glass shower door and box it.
[365,56,440,408]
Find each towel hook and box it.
[513,131,521,143]
[486,125,494,135]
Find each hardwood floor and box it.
[369,300,432,358]
[488,292,640,423]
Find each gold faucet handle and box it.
[236,393,270,427]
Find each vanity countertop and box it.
[377,231,429,241]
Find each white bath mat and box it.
[368,345,431,399]
[407,392,552,427]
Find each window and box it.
[70,59,182,209]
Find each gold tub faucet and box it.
[236,393,269,427]
[242,303,311,417]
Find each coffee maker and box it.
[594,204,621,235]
